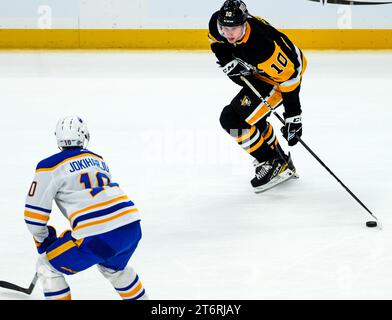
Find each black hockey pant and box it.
[219,80,284,162]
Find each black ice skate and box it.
[251,152,298,193]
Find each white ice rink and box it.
[0,50,391,300]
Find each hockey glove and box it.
[35,225,57,254]
[281,114,302,146]
[221,59,252,82]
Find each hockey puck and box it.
[366,221,377,228]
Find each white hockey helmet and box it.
[55,116,90,149]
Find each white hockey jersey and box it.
[24,148,141,241]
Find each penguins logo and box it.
[241,96,252,107]
[308,0,392,4]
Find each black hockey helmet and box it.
[218,0,248,27]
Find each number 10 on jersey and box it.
[80,172,113,197]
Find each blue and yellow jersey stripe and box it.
[73,207,138,232]
[36,153,104,173]
[35,149,103,173]
[24,204,51,226]
[67,195,138,233]
[68,195,128,222]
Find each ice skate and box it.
[251,152,298,193]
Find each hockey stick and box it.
[240,75,381,226]
[0,272,38,295]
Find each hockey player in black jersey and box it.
[208,0,307,193]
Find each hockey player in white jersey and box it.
[24,116,148,300]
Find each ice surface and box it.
[0,50,391,300]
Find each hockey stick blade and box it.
[0,273,38,295]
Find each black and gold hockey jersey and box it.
[208,11,307,117]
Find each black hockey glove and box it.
[221,59,252,82]
[281,114,302,146]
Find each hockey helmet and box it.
[55,116,90,149]
[218,0,248,27]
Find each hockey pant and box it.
[220,80,284,162]
[36,220,147,300]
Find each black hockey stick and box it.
[240,75,381,225]
[0,272,38,295]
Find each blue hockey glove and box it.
[281,114,302,146]
[35,225,57,254]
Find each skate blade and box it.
[253,170,298,194]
